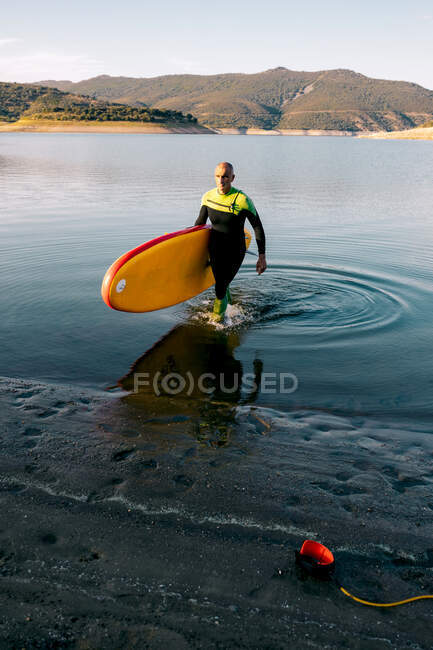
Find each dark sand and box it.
[1,376,432,648]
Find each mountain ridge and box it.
[36,67,433,132]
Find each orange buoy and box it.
[296,540,335,576]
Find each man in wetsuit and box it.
[195,162,267,319]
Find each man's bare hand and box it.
[256,254,267,275]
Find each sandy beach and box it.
[2,120,431,138]
[0,120,365,137]
[1,375,432,648]
[360,126,433,140]
[0,119,215,134]
[0,121,358,136]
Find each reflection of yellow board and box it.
[101,225,252,313]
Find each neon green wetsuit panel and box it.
[196,186,265,254]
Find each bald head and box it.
[216,161,234,174]
[215,161,235,194]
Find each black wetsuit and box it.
[195,186,266,299]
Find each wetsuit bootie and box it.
[212,293,228,321]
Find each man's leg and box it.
[209,231,245,317]
[213,292,228,318]
[209,231,231,300]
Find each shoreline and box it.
[1,374,432,648]
[2,119,432,138]
[359,126,433,140]
[0,119,215,134]
[214,127,359,136]
[0,120,360,136]
[0,119,371,137]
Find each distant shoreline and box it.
[0,119,214,134]
[213,127,358,136]
[0,120,361,136]
[1,119,432,139]
[359,126,433,140]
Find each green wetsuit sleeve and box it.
[195,204,208,226]
[242,209,266,255]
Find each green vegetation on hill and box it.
[39,68,433,132]
[0,82,197,125]
[0,83,46,121]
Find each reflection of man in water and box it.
[118,322,263,446]
[119,323,262,406]
[195,162,267,319]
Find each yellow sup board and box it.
[101,225,252,313]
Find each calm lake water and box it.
[1,133,433,422]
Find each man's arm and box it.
[243,209,267,275]
[195,204,208,226]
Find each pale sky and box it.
[1,0,432,89]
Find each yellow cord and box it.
[340,586,433,607]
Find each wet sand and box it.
[1,375,432,648]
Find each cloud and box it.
[0,51,106,83]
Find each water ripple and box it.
[188,264,413,342]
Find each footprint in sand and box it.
[173,474,195,488]
[79,550,102,563]
[23,427,43,436]
[111,448,136,462]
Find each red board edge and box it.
[101,224,211,310]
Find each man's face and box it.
[215,164,234,194]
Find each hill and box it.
[38,68,433,131]
[0,82,199,126]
